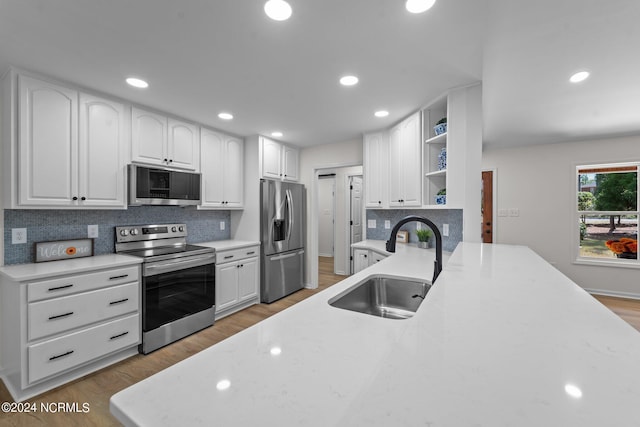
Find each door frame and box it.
[309,162,362,289]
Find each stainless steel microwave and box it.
[128,164,201,206]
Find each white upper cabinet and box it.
[132,107,199,171]
[259,136,299,182]
[15,75,126,208]
[200,128,243,209]
[18,75,78,206]
[78,93,127,207]
[363,132,388,208]
[389,112,421,207]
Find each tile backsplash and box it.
[366,209,463,253]
[4,207,230,265]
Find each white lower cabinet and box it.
[0,262,141,402]
[215,245,260,319]
[353,248,388,274]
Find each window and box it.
[576,163,638,265]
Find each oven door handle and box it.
[143,253,215,277]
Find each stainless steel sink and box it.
[328,275,431,319]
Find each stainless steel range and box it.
[115,223,216,354]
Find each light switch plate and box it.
[220,221,226,230]
[384,220,391,229]
[442,224,449,237]
[88,224,99,238]
[367,219,376,229]
[12,228,27,244]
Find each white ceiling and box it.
[0,0,638,149]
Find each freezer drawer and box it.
[262,249,304,303]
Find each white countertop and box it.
[0,254,142,282]
[197,239,260,251]
[110,242,640,426]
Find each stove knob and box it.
[130,229,139,236]
[120,229,129,236]
[171,226,177,232]
[178,226,184,232]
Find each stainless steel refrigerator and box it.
[260,179,305,303]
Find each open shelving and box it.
[422,95,448,207]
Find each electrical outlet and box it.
[88,224,99,238]
[442,224,449,237]
[367,219,376,229]
[498,209,508,217]
[384,220,391,229]
[509,208,520,217]
[416,223,422,230]
[220,221,226,231]
[12,228,27,244]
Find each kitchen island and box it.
[110,242,640,426]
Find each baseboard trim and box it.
[318,253,333,258]
[586,288,640,300]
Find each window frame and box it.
[573,161,639,268]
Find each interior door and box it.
[482,171,494,243]
[350,176,363,274]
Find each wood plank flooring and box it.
[1,259,638,426]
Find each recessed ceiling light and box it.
[406,0,436,14]
[216,379,231,391]
[126,77,148,89]
[218,112,234,120]
[340,75,359,86]
[375,110,389,118]
[264,0,292,21]
[564,384,583,398]
[271,131,283,137]
[569,71,590,83]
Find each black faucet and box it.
[386,215,443,283]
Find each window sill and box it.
[574,257,640,269]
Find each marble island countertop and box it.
[110,242,640,426]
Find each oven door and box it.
[143,259,215,332]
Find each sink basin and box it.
[328,275,431,319]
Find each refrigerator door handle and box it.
[285,189,294,242]
[270,252,298,261]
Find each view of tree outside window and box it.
[577,164,638,261]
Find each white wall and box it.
[317,177,334,257]
[299,138,363,287]
[482,134,640,297]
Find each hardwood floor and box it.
[1,260,638,426]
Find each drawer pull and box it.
[49,350,74,361]
[110,331,129,340]
[48,312,74,320]
[109,274,129,280]
[48,284,73,292]
[246,251,255,255]
[109,298,129,306]
[224,255,234,259]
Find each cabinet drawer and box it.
[28,265,139,302]
[28,282,139,341]
[28,313,139,384]
[216,246,260,264]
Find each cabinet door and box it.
[78,93,126,208]
[18,75,78,206]
[223,136,244,207]
[216,263,239,312]
[282,145,299,181]
[168,119,199,170]
[261,137,282,179]
[353,249,369,274]
[388,123,403,207]
[131,107,167,166]
[200,128,225,207]
[237,257,259,302]
[401,112,422,207]
[363,132,387,208]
